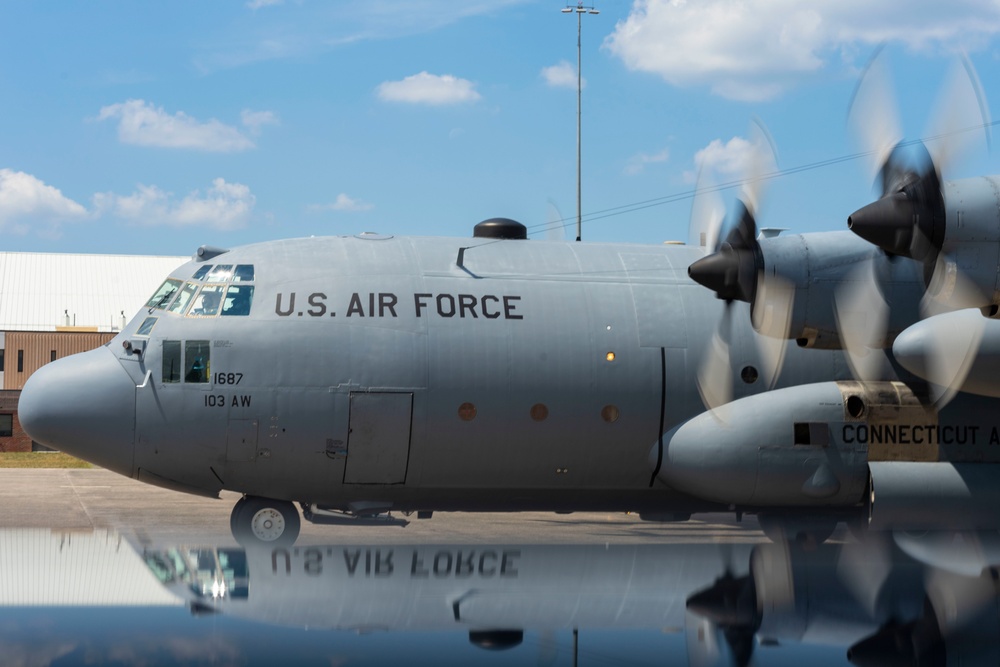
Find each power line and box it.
[528,120,1000,235]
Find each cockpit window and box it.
[221,284,254,316]
[146,279,182,310]
[162,340,182,383]
[191,265,212,281]
[206,265,234,282]
[136,317,157,336]
[167,282,199,315]
[233,265,255,282]
[184,340,211,383]
[161,265,255,317]
[189,285,225,317]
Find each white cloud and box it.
[308,193,373,212]
[0,169,87,230]
[93,178,255,230]
[376,72,481,105]
[625,147,670,175]
[683,137,758,184]
[695,137,756,174]
[605,0,1000,101]
[241,109,280,135]
[541,60,585,89]
[247,0,283,9]
[97,100,255,152]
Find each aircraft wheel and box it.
[231,496,300,547]
[757,514,835,547]
[229,496,250,535]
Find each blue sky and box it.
[1,0,999,256]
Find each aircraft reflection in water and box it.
[3,528,1000,665]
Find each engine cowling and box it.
[893,309,1000,398]
[755,232,925,349]
[655,380,1000,531]
[654,381,936,508]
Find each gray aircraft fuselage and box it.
[19,232,852,516]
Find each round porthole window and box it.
[601,405,620,423]
[458,402,477,421]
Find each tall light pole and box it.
[562,2,599,242]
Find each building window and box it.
[50,350,57,362]
[17,350,23,373]
[0,414,12,437]
[0,349,5,372]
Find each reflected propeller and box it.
[685,545,759,667]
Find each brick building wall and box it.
[0,332,115,452]
[4,331,115,390]
[0,390,30,452]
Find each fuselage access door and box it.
[343,392,414,485]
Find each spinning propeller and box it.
[687,123,793,414]
[842,50,992,408]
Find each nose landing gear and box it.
[230,496,301,546]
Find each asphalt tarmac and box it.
[0,468,771,546]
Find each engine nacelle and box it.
[893,309,1000,398]
[655,381,936,508]
[657,379,1000,529]
[931,177,1000,309]
[868,461,1000,530]
[755,231,925,349]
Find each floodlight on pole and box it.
[562,2,599,242]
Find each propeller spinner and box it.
[688,202,762,305]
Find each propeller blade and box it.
[922,249,991,313]
[921,311,985,410]
[752,272,793,389]
[925,56,992,175]
[545,200,568,242]
[740,119,778,219]
[834,258,890,382]
[689,167,726,251]
[697,305,734,416]
[847,46,903,190]
[919,253,989,408]
[685,610,728,667]
[686,554,758,667]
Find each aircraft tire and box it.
[231,496,301,547]
[229,496,250,535]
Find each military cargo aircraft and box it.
[17,56,1000,546]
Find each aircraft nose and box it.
[19,346,135,476]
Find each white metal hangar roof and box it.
[0,252,189,332]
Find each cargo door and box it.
[343,392,413,484]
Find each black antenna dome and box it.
[473,218,527,240]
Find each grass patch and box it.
[0,452,93,468]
